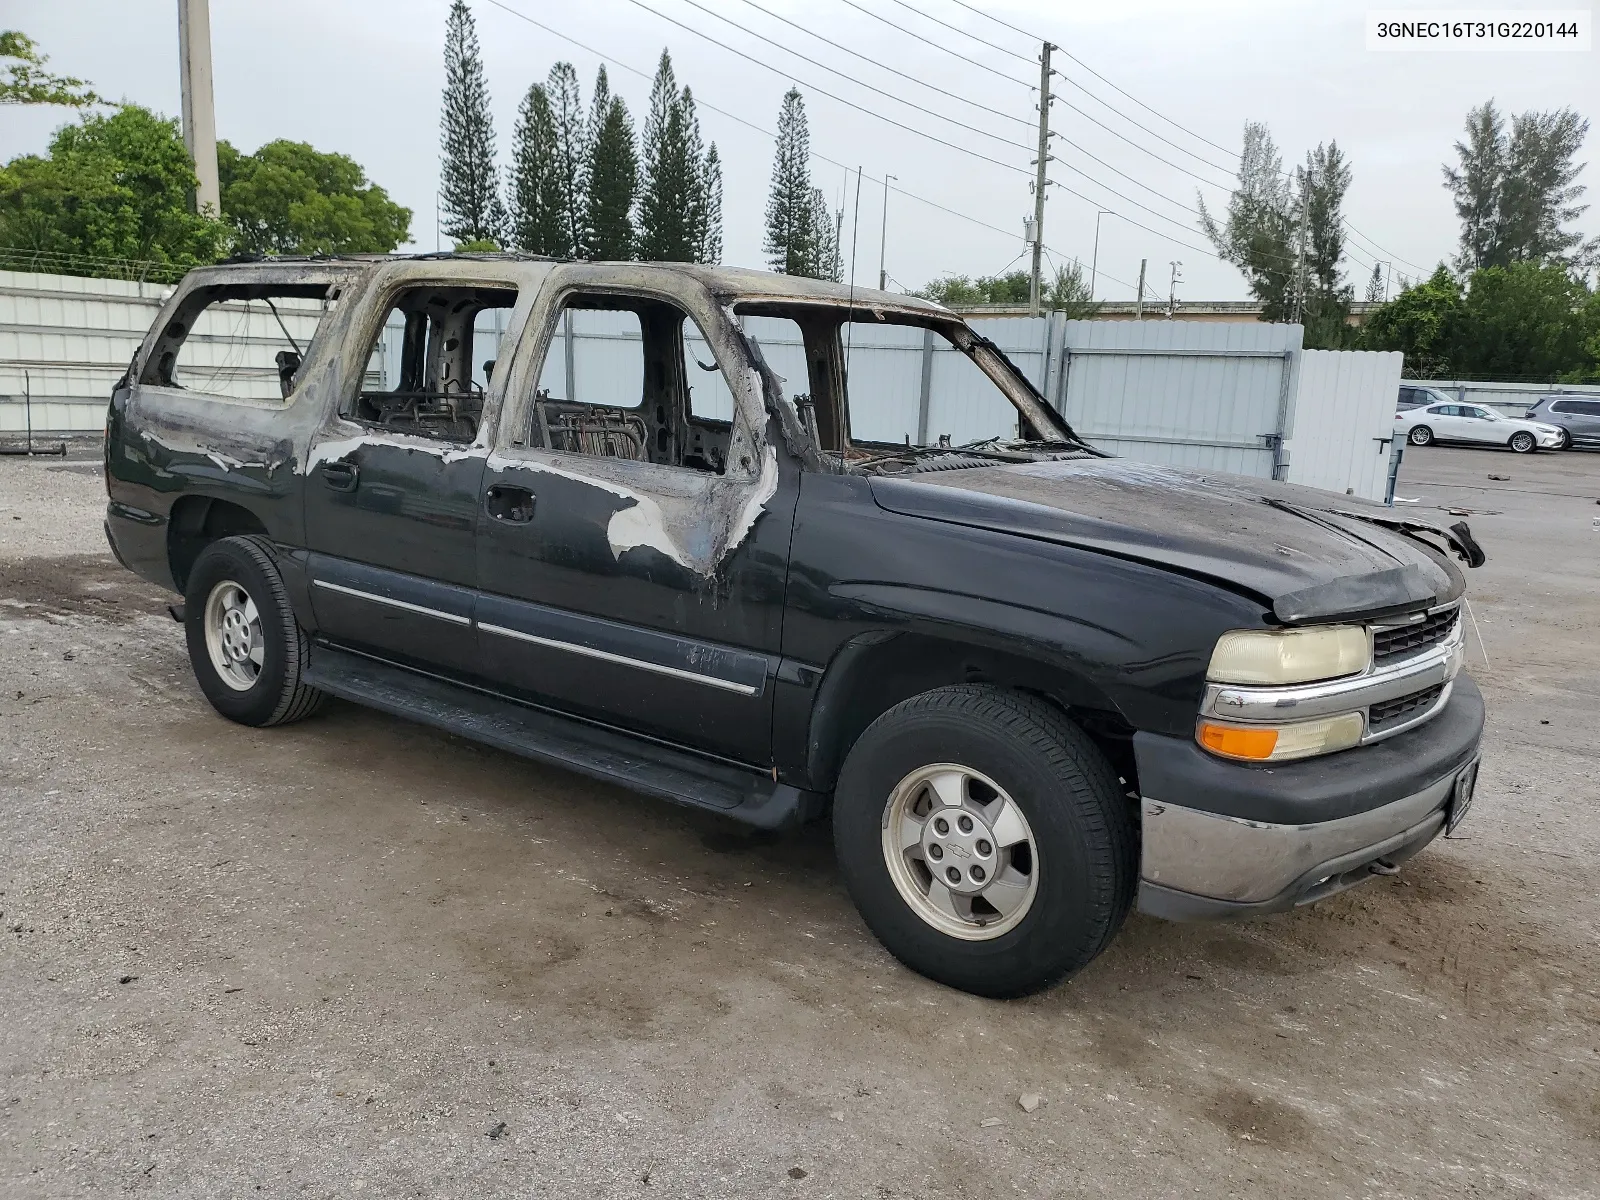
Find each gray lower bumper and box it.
[1137,770,1459,921]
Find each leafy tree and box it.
[1445,101,1596,272]
[453,237,501,252]
[217,139,410,255]
[510,82,562,256]
[636,51,700,262]
[0,105,226,275]
[1451,261,1593,379]
[696,142,722,264]
[1045,261,1101,319]
[544,62,586,259]
[439,0,505,245]
[1198,122,1297,319]
[583,67,637,260]
[0,31,100,107]
[763,88,816,275]
[1359,266,1463,377]
[914,266,1099,316]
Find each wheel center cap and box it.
[922,805,997,895]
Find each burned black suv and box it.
[105,256,1485,997]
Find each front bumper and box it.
[1134,674,1484,920]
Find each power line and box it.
[835,0,1033,89]
[881,0,1036,64]
[729,0,1035,131]
[618,0,1035,174]
[662,0,1035,153]
[476,0,1091,281]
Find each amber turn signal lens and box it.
[1197,721,1280,761]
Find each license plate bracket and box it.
[1446,759,1479,835]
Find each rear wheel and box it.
[1509,430,1536,454]
[1408,425,1433,446]
[184,536,326,727]
[832,686,1136,998]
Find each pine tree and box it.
[807,187,840,281]
[764,88,814,275]
[584,68,638,260]
[697,143,723,264]
[510,83,562,255]
[1197,122,1296,320]
[1365,262,1384,303]
[1295,141,1355,347]
[545,62,586,259]
[438,0,504,245]
[637,51,695,261]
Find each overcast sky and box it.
[4,0,1596,300]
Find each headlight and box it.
[1197,712,1365,762]
[1207,626,1371,685]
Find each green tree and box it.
[0,31,100,107]
[696,142,722,264]
[763,88,815,275]
[544,62,586,258]
[1045,261,1101,319]
[1198,122,1297,320]
[1365,262,1384,303]
[807,187,840,281]
[1358,266,1463,377]
[583,67,637,260]
[217,139,410,255]
[1297,141,1356,348]
[1451,261,1593,379]
[439,0,505,245]
[510,82,561,255]
[637,51,700,262]
[1445,101,1596,272]
[0,105,226,275]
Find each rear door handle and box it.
[323,461,359,492]
[486,485,536,523]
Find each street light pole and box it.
[177,0,220,217]
[1090,210,1110,300]
[878,174,896,291]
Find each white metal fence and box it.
[3,268,1406,500]
[1411,378,1600,417]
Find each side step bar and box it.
[304,645,823,830]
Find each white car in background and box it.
[1396,401,1564,454]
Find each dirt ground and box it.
[1,445,1596,1200]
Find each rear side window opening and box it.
[349,285,518,443]
[142,282,334,402]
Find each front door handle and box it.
[486,485,536,523]
[323,461,359,492]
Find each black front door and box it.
[471,268,798,766]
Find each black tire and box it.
[183,535,326,727]
[1408,425,1433,446]
[832,685,1136,998]
[1508,431,1536,454]
[1556,430,1571,450]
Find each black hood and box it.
[870,458,1478,623]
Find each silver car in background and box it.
[1524,395,1600,450]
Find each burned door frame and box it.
[299,260,542,678]
[473,264,796,765]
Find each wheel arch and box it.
[167,496,270,591]
[802,631,1137,797]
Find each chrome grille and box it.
[1368,684,1445,732]
[1373,608,1459,664]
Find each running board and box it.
[304,645,822,830]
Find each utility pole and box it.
[1135,258,1147,319]
[1028,41,1055,317]
[177,0,221,217]
[1167,260,1182,319]
[1291,173,1308,324]
[1090,210,1110,300]
[878,174,896,291]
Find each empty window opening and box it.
[143,282,333,401]
[528,293,734,475]
[352,286,517,442]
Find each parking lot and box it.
[2,443,1596,1199]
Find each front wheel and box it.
[1509,431,1536,454]
[1408,425,1434,446]
[832,686,1136,998]
[184,535,326,727]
